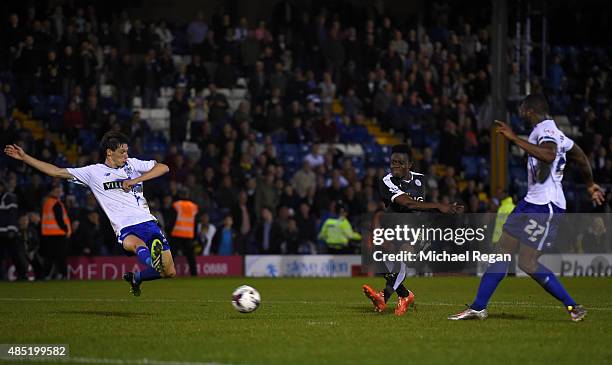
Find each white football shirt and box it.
[67,158,158,234]
[524,119,574,209]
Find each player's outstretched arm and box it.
[122,162,169,192]
[493,120,556,164]
[567,143,605,205]
[394,194,464,214]
[4,144,73,179]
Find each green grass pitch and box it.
[0,277,611,365]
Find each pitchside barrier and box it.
[4,256,243,281]
[4,254,612,280]
[242,254,612,278]
[244,255,362,277]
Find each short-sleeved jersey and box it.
[378,171,426,213]
[524,119,574,209]
[67,158,157,234]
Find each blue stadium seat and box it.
[509,166,527,182]
[100,96,116,112]
[351,156,365,167]
[339,128,351,143]
[477,157,489,180]
[424,134,440,155]
[353,126,372,143]
[407,124,426,148]
[32,101,49,119]
[363,143,384,167]
[281,144,301,168]
[461,156,478,179]
[271,131,286,144]
[285,166,298,180]
[48,95,65,107]
[116,107,132,121]
[79,130,98,153]
[509,156,523,168]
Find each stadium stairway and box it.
[332,99,401,146]
[13,110,80,165]
[364,121,402,146]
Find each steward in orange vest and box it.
[169,189,199,276]
[42,196,71,237]
[40,184,71,280]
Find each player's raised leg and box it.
[150,237,165,273]
[121,232,175,296]
[160,249,176,278]
[121,235,159,296]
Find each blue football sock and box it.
[136,267,161,283]
[135,246,152,267]
[528,263,576,307]
[471,260,509,311]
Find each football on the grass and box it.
[232,285,261,313]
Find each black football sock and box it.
[396,284,410,298]
[383,273,397,303]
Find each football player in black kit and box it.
[363,144,464,315]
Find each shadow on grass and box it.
[347,304,383,314]
[487,312,529,320]
[58,310,153,318]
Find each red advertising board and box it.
[65,256,243,280]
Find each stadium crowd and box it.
[0,1,611,280]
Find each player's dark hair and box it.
[521,94,550,114]
[100,131,129,156]
[391,144,412,160]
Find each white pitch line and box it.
[0,356,235,365]
[0,297,611,311]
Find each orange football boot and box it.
[362,284,386,312]
[394,290,415,316]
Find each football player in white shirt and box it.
[449,94,604,322]
[5,131,175,296]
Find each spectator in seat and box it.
[303,144,324,168]
[214,54,237,89]
[290,160,316,198]
[168,87,189,143]
[187,11,208,49]
[63,100,84,146]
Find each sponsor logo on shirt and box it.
[103,181,124,190]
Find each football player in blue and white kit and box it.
[449,94,605,322]
[5,131,176,296]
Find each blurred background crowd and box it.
[0,0,611,279]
